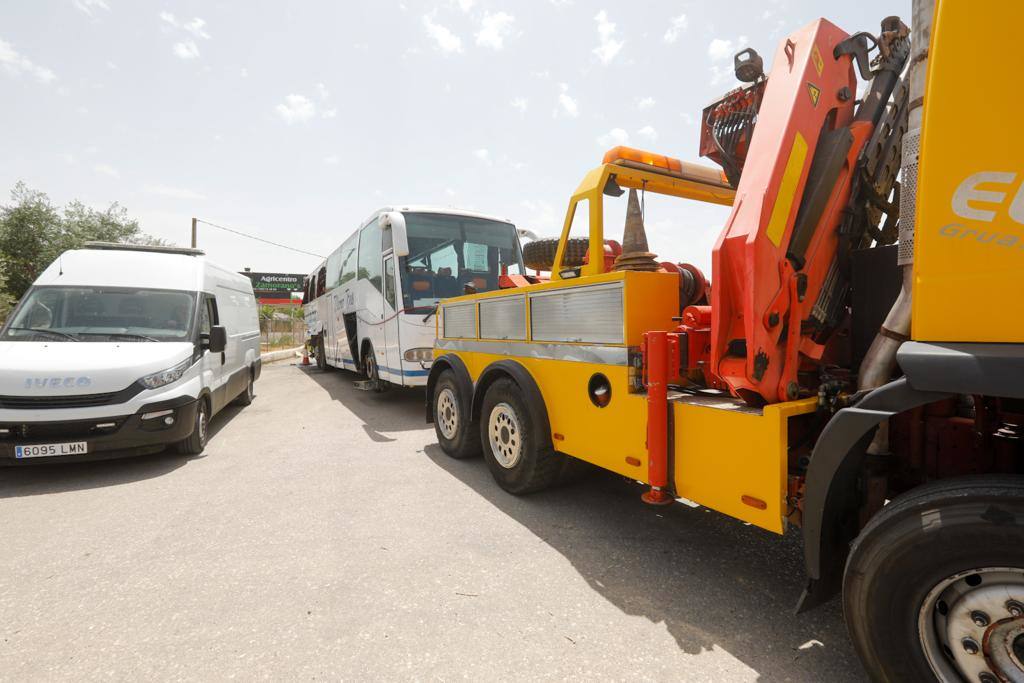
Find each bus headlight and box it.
[404,348,434,363]
[138,358,192,389]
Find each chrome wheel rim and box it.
[487,402,521,469]
[919,566,1024,682]
[437,388,459,440]
[197,404,208,446]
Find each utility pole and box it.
[191,217,198,248]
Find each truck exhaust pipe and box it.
[858,0,932,454]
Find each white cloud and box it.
[159,11,178,27]
[511,96,528,114]
[94,164,120,178]
[664,13,687,43]
[324,155,340,165]
[636,96,655,110]
[73,0,110,17]
[476,12,514,50]
[275,94,316,124]
[423,15,463,53]
[596,127,629,147]
[240,67,248,78]
[59,152,77,165]
[473,148,491,164]
[144,184,207,200]
[445,188,457,197]
[637,125,657,142]
[593,10,624,65]
[315,82,329,100]
[520,199,560,236]
[708,35,746,61]
[321,107,337,119]
[183,17,210,39]
[453,0,475,11]
[556,82,578,118]
[173,40,200,60]
[0,39,57,84]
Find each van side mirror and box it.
[379,211,410,258]
[205,325,227,353]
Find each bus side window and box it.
[358,223,383,292]
[316,267,326,297]
[384,258,396,310]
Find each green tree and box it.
[0,182,168,302]
[0,182,63,301]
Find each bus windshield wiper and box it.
[6,326,80,341]
[422,305,438,323]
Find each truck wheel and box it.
[479,377,562,494]
[234,369,255,406]
[177,398,210,455]
[432,369,479,459]
[522,237,589,271]
[843,476,1024,682]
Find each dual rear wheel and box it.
[432,370,562,494]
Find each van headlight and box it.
[403,347,434,363]
[138,358,192,389]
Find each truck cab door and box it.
[381,254,403,384]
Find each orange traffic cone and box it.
[301,348,311,366]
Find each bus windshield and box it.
[401,213,523,311]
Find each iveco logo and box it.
[23,377,92,389]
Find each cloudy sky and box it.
[1,0,907,276]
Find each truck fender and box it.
[471,360,553,452]
[797,376,950,612]
[425,354,473,424]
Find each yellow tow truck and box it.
[427,2,1024,680]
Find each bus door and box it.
[381,254,403,384]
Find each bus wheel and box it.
[479,377,562,494]
[315,335,329,371]
[843,476,1024,682]
[363,344,384,392]
[432,369,479,459]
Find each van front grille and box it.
[0,384,143,410]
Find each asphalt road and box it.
[0,361,867,681]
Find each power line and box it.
[194,218,326,259]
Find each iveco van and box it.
[0,242,261,463]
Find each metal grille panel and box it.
[479,295,526,340]
[898,128,920,266]
[530,283,623,344]
[442,302,476,339]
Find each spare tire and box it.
[522,237,590,271]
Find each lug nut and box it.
[1007,600,1024,617]
[971,610,991,627]
[962,637,980,655]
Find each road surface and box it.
[0,361,866,680]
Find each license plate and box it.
[15,442,89,459]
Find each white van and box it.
[0,242,261,463]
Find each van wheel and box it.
[843,475,1024,682]
[234,369,254,406]
[479,378,563,494]
[177,398,209,455]
[432,369,479,459]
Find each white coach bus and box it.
[303,206,525,388]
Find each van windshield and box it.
[401,213,523,311]
[1,287,197,342]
